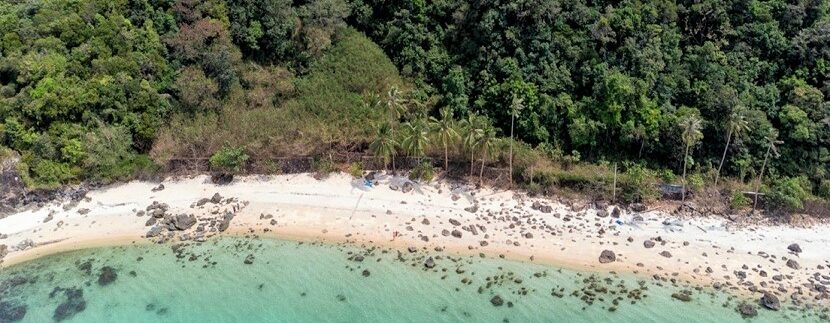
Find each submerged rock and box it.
[671,292,691,302]
[0,301,26,322]
[737,303,757,318]
[598,250,616,264]
[424,257,436,269]
[53,288,87,322]
[490,295,504,307]
[97,266,118,286]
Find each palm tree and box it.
[400,120,430,164]
[679,115,703,202]
[715,108,750,185]
[753,130,781,211]
[462,114,484,177]
[369,123,398,171]
[385,86,406,124]
[508,95,524,187]
[476,125,498,186]
[430,107,459,171]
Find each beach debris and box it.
[785,259,800,270]
[15,239,34,251]
[760,292,780,310]
[401,182,413,193]
[598,250,616,263]
[151,184,165,192]
[0,301,26,322]
[77,208,90,215]
[424,257,436,268]
[51,287,86,322]
[490,295,504,306]
[97,266,118,286]
[787,243,802,254]
[737,303,757,318]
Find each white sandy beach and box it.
[1,173,828,308]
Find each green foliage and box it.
[348,162,363,178]
[311,157,335,175]
[209,146,249,173]
[819,181,830,200]
[767,177,811,210]
[688,174,705,193]
[618,163,659,203]
[730,191,750,209]
[409,161,436,183]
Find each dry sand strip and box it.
[1,173,829,309]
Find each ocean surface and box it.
[0,236,825,322]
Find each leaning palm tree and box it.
[679,115,703,202]
[462,114,484,177]
[429,107,459,171]
[476,125,498,186]
[369,123,398,171]
[753,130,781,211]
[508,95,524,187]
[400,120,430,164]
[715,108,750,185]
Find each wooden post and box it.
[612,163,618,203]
[530,166,534,186]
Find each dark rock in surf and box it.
[490,295,504,307]
[737,303,757,318]
[760,292,780,310]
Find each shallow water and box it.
[0,237,825,322]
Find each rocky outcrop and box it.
[0,301,26,322]
[760,292,780,310]
[97,266,117,286]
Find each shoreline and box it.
[1,173,828,310]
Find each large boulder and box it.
[598,250,616,263]
[787,243,802,253]
[786,259,800,270]
[172,214,197,231]
[760,292,780,311]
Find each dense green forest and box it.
[0,0,828,209]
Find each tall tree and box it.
[476,126,498,186]
[715,108,750,185]
[508,95,524,187]
[679,115,703,202]
[754,131,781,211]
[429,107,459,171]
[462,114,484,177]
[369,122,397,171]
[400,120,429,163]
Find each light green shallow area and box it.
[0,237,825,323]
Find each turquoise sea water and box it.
[0,237,825,322]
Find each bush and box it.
[409,161,436,182]
[767,176,811,210]
[619,163,659,203]
[348,162,364,178]
[730,191,750,209]
[687,174,704,192]
[818,180,830,200]
[312,157,335,175]
[210,146,250,173]
[659,169,676,183]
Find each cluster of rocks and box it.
[142,193,243,243]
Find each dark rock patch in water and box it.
[97,266,117,286]
[51,287,87,322]
[0,301,26,322]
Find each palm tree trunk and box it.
[682,143,690,202]
[753,143,773,211]
[638,139,644,158]
[479,153,486,186]
[444,142,449,171]
[470,150,475,177]
[509,115,514,187]
[715,129,733,185]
